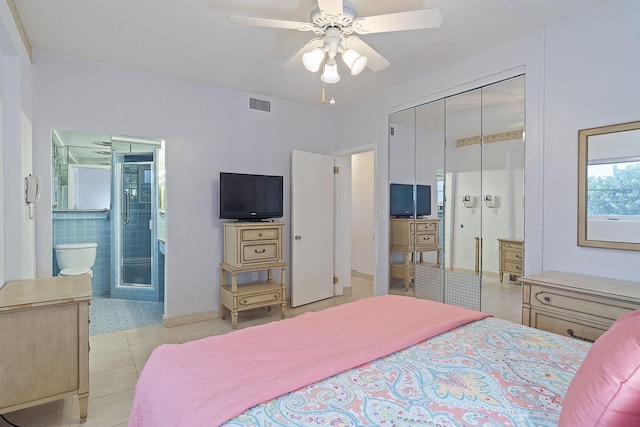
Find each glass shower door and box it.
[116,153,155,287]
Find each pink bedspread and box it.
[128,295,488,427]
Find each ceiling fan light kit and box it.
[321,62,340,84]
[229,0,442,96]
[342,49,367,75]
[302,48,325,72]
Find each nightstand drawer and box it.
[504,261,523,274]
[415,232,437,247]
[242,228,279,242]
[238,290,283,308]
[242,243,278,263]
[390,263,414,280]
[415,222,437,232]
[503,241,522,250]
[504,251,523,263]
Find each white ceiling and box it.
[14,0,614,107]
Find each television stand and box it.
[220,222,286,328]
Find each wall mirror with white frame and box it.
[389,76,525,318]
[578,121,640,251]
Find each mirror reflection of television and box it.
[219,172,283,221]
[390,183,431,218]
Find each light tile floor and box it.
[3,274,519,426]
[90,297,164,335]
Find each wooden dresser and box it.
[0,274,92,420]
[498,238,523,282]
[521,271,640,342]
[390,218,440,291]
[220,222,286,328]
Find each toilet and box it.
[54,242,98,276]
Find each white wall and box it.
[31,51,334,318]
[0,4,35,287]
[541,0,640,280]
[335,0,640,289]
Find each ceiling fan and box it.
[228,0,443,84]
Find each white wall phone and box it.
[25,174,41,204]
[25,174,41,220]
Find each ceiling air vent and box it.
[249,97,271,113]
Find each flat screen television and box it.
[219,172,284,221]
[390,183,431,218]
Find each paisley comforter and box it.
[223,317,590,427]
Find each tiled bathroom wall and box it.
[52,210,111,296]
[52,209,164,301]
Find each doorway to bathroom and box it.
[51,130,166,333]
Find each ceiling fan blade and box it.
[317,0,344,16]
[227,15,312,31]
[282,38,324,70]
[344,37,390,72]
[353,8,443,34]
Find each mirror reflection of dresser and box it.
[498,238,524,283]
[389,218,440,291]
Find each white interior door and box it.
[291,150,334,307]
[334,155,351,295]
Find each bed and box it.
[128,295,640,427]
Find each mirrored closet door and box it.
[389,76,525,317]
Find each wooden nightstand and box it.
[220,222,286,328]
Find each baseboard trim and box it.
[351,271,373,280]
[163,309,221,327]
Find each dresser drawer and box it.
[503,250,523,263]
[241,228,279,242]
[241,243,278,263]
[529,284,634,322]
[530,308,607,342]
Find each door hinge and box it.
[333,276,339,284]
[333,166,339,174]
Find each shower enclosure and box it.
[111,150,163,301]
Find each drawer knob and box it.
[254,248,266,254]
[544,296,551,302]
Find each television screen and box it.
[219,172,283,220]
[390,183,431,217]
